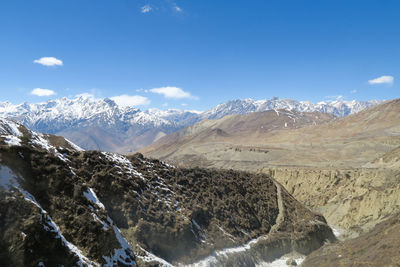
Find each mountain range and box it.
[142,99,400,170]
[0,95,381,152]
[0,117,335,266]
[2,97,400,266]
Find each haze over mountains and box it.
[0,95,381,153]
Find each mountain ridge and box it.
[141,99,400,170]
[0,95,381,152]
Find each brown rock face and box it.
[262,166,400,234]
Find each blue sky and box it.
[0,0,399,110]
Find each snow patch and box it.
[83,188,105,210]
[136,246,174,267]
[3,135,21,146]
[7,172,99,267]
[102,217,136,266]
[0,117,22,136]
[65,138,85,151]
[102,152,146,181]
[217,225,236,242]
[92,213,109,230]
[190,235,269,266]
[255,254,305,267]
[30,132,53,151]
[30,132,69,162]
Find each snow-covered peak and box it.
[0,96,187,133]
[0,96,382,152]
[0,96,381,131]
[202,97,381,119]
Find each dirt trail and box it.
[270,182,285,233]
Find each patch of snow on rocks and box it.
[136,246,174,267]
[4,135,21,146]
[65,138,85,151]
[102,152,146,181]
[30,132,69,162]
[91,213,109,230]
[83,188,105,210]
[190,235,269,266]
[23,190,98,266]
[102,217,136,266]
[0,117,22,136]
[255,254,305,267]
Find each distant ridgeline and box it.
[0,95,380,153]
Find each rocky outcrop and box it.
[262,167,400,234]
[0,118,335,266]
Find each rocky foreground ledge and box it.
[0,118,335,266]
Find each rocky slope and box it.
[0,118,335,266]
[0,96,380,153]
[301,212,400,267]
[140,109,336,166]
[257,100,400,233]
[142,99,400,170]
[261,166,400,235]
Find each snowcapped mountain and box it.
[0,95,201,152]
[0,95,197,132]
[0,95,381,152]
[202,97,382,119]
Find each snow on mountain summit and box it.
[0,96,381,152]
[201,97,381,119]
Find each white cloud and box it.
[173,3,183,12]
[350,89,357,94]
[141,5,152,13]
[368,75,394,85]
[33,57,63,66]
[111,95,150,107]
[162,103,168,107]
[181,103,188,106]
[31,88,56,96]
[149,86,196,99]
[136,88,149,93]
